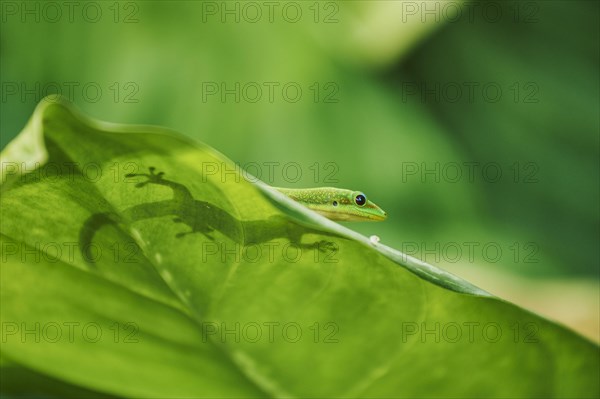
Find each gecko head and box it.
[321,190,387,222]
[348,191,388,221]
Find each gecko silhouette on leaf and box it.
[79,167,339,266]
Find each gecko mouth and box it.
[366,211,387,221]
[365,203,387,221]
[314,208,387,222]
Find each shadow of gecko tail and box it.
[78,212,127,265]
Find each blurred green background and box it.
[1,0,598,341]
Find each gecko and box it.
[78,168,386,265]
[273,187,387,222]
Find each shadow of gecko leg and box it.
[79,167,340,266]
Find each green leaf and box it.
[1,355,118,399]
[1,98,598,398]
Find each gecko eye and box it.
[332,201,338,206]
[355,194,366,206]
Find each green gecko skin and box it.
[273,187,387,222]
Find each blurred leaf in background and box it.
[0,0,597,339]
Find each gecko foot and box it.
[315,240,338,253]
[125,167,165,188]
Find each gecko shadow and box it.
[79,167,339,266]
